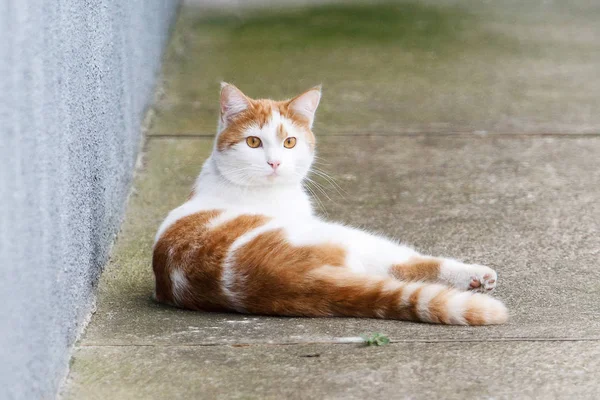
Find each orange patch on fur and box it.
[390,256,441,282]
[277,124,287,141]
[152,211,269,310]
[407,286,425,321]
[230,230,347,315]
[428,289,453,324]
[464,294,510,326]
[464,303,487,325]
[153,210,221,306]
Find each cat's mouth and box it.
[266,169,288,182]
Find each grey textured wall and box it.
[0,1,179,399]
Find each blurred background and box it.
[1,1,599,399]
[164,0,600,135]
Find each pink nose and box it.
[267,160,281,170]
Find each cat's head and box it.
[213,83,321,187]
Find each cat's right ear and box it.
[220,82,250,126]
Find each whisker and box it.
[303,182,328,217]
[309,168,347,198]
[304,177,334,202]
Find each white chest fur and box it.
[154,157,314,243]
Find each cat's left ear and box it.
[288,86,321,128]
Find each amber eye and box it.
[283,137,297,149]
[246,136,262,148]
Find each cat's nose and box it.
[267,160,281,170]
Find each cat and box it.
[152,83,508,325]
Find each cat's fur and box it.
[152,83,508,325]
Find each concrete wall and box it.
[0,1,179,399]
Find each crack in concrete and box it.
[77,336,600,348]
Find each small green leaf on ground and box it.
[361,333,390,346]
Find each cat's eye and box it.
[283,137,297,149]
[246,136,262,148]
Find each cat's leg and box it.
[296,221,497,292]
[389,256,497,293]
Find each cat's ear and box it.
[288,85,321,128]
[220,82,250,125]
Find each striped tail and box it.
[243,266,508,326]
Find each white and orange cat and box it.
[152,83,508,325]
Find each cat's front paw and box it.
[440,260,498,292]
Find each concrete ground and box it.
[63,1,600,399]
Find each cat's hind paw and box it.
[440,261,498,292]
[468,269,497,293]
